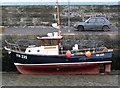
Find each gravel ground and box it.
[2,72,120,86]
[2,26,118,35]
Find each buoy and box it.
[77,52,83,55]
[66,50,72,58]
[85,51,91,58]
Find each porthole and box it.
[28,50,31,52]
[37,50,40,52]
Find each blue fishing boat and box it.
[4,0,113,74]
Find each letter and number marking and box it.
[16,54,27,59]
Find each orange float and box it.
[66,50,72,58]
[85,51,91,58]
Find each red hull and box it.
[15,62,111,74]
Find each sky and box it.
[0,0,119,5]
[1,0,120,2]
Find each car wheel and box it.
[77,25,84,31]
[102,26,109,31]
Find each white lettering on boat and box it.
[96,54,105,56]
[16,54,27,59]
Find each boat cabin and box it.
[25,32,63,55]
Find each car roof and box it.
[90,17,106,19]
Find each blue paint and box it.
[10,51,113,64]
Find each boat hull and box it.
[14,61,111,74]
[8,50,113,74]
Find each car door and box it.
[95,18,105,29]
[84,18,96,29]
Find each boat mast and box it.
[68,0,70,32]
[56,0,61,36]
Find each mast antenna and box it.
[56,0,61,36]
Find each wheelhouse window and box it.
[48,39,52,45]
[42,40,46,45]
[52,39,57,45]
[40,39,59,46]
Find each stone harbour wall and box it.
[2,5,119,27]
